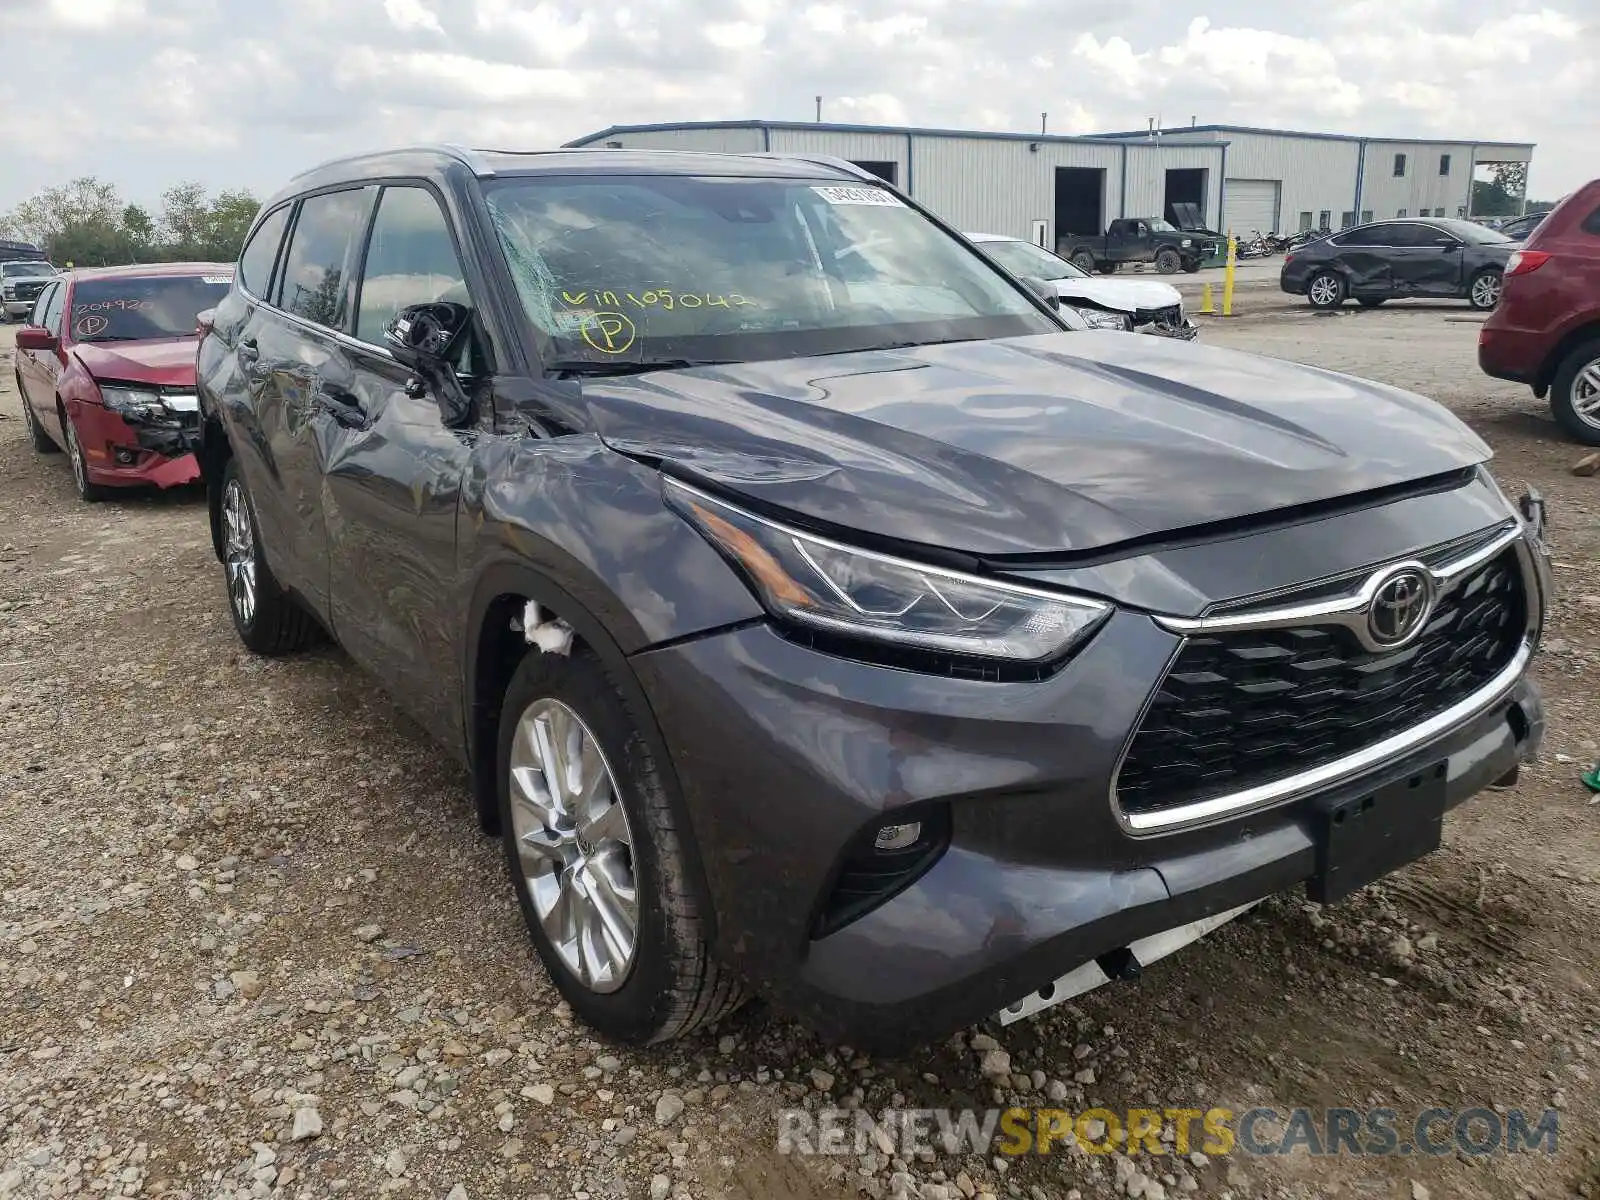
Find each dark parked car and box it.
[14,263,233,500]
[1281,217,1514,310]
[1059,217,1217,275]
[196,146,1548,1050]
[1479,179,1600,445]
[1497,210,1551,243]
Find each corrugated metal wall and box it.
[1122,142,1224,225]
[908,137,1127,244]
[1358,141,1532,221]
[768,128,908,181]
[1218,132,1362,231]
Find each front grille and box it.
[1117,549,1526,817]
[1134,304,1183,329]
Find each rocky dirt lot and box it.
[2,303,1599,1200]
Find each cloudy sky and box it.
[0,0,1591,214]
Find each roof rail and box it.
[739,152,875,181]
[289,144,494,181]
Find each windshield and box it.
[485,175,1056,368]
[1435,219,1511,245]
[2,262,53,278]
[978,238,1087,282]
[68,273,232,343]
[1149,219,1178,233]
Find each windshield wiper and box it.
[814,336,981,356]
[547,358,734,378]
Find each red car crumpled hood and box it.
[72,338,198,387]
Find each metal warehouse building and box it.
[566,120,1534,254]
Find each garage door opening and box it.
[1163,169,1208,227]
[851,160,898,185]
[1054,168,1105,247]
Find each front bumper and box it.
[3,298,38,318]
[631,530,1547,1051]
[1139,317,1198,341]
[71,401,201,489]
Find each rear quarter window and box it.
[238,206,289,297]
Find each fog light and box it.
[113,447,137,465]
[873,822,922,852]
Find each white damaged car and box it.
[967,232,1196,339]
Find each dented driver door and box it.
[320,184,481,746]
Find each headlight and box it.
[1,286,15,299]
[1065,305,1133,332]
[1181,238,1193,247]
[665,480,1111,662]
[99,386,164,417]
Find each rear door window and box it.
[238,205,289,298]
[276,188,376,331]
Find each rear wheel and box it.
[1307,271,1346,309]
[1550,338,1600,447]
[220,458,322,654]
[1071,250,1096,273]
[1468,269,1502,311]
[20,382,57,453]
[1155,248,1181,274]
[498,650,744,1044]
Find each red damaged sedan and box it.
[14,263,233,501]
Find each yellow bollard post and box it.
[1198,283,1215,314]
[1222,236,1237,317]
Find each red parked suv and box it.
[1479,180,1600,445]
[13,263,233,500]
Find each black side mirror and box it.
[382,301,475,426]
[383,301,472,368]
[1020,276,1059,307]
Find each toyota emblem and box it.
[1367,567,1434,647]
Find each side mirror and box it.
[1020,276,1059,307]
[382,301,472,370]
[15,326,59,352]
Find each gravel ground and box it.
[2,308,1599,1200]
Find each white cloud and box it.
[384,0,443,35]
[0,0,1592,212]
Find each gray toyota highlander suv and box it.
[195,146,1549,1050]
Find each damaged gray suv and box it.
[196,146,1550,1050]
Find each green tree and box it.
[200,190,260,262]
[3,176,259,267]
[122,205,156,259]
[158,181,210,257]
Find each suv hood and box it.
[1053,277,1181,314]
[586,331,1491,558]
[73,338,199,388]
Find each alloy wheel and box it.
[1471,273,1502,309]
[64,420,88,492]
[222,478,258,625]
[1309,276,1340,306]
[1573,356,1600,431]
[508,698,638,993]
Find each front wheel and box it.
[1307,272,1346,309]
[1550,338,1600,447]
[61,411,108,502]
[1155,248,1181,274]
[219,459,322,654]
[498,650,744,1044]
[1468,269,1502,311]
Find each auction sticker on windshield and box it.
[813,186,904,207]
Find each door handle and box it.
[237,336,259,363]
[319,389,369,430]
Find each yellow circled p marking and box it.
[580,311,637,355]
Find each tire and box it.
[1357,297,1387,308]
[1071,250,1096,274]
[60,408,109,502]
[219,458,322,654]
[1155,249,1181,274]
[1307,271,1346,309]
[1549,338,1600,447]
[20,381,58,453]
[1468,269,1502,311]
[1095,263,1118,275]
[497,649,745,1045]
